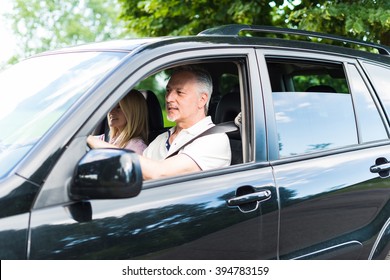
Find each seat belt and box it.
[165,121,238,159]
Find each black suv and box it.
[1,25,390,260]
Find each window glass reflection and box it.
[347,64,388,142]
[273,92,358,158]
[362,62,390,125]
[0,51,126,178]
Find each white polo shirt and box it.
[143,116,231,170]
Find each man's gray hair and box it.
[171,65,213,113]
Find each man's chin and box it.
[167,115,177,122]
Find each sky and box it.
[0,0,16,65]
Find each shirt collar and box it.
[180,116,214,136]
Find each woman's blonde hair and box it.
[109,89,149,148]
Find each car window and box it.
[135,70,175,128]
[0,51,126,178]
[111,60,245,171]
[362,62,390,126]
[134,62,241,128]
[346,63,388,142]
[267,59,358,158]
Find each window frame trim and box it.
[256,49,389,161]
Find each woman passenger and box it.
[87,89,149,155]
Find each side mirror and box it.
[70,149,142,200]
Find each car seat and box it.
[215,90,242,164]
[140,90,165,143]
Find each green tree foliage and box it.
[286,0,390,46]
[118,0,285,36]
[6,0,126,59]
[118,0,389,46]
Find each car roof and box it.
[36,37,164,55]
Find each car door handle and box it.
[370,163,390,173]
[227,189,271,206]
[370,157,390,178]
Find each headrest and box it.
[215,91,241,124]
[141,90,164,131]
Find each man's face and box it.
[165,71,207,126]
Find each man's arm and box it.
[140,132,231,180]
[139,153,201,180]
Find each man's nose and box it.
[165,91,175,101]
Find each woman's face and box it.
[108,104,127,131]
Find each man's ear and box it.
[198,92,208,109]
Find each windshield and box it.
[0,51,127,178]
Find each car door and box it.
[0,177,35,259]
[27,47,279,259]
[29,168,278,259]
[257,49,390,259]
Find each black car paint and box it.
[29,167,278,259]
[274,146,390,259]
[0,25,390,259]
